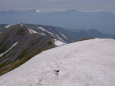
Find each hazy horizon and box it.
[0,0,115,34]
[0,0,115,12]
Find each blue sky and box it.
[0,0,115,12]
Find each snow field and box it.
[0,38,115,86]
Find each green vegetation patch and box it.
[0,41,10,54]
[48,41,53,45]
[16,28,25,36]
[17,49,28,60]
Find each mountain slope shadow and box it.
[0,24,56,75]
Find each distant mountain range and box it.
[67,29,115,41]
[0,24,73,43]
[0,9,115,34]
[0,24,115,42]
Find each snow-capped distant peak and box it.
[6,25,11,28]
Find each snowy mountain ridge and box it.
[24,24,73,43]
[0,38,115,86]
[1,24,115,42]
[0,24,63,75]
[0,24,73,43]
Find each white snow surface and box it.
[54,39,65,46]
[46,31,54,36]
[56,34,64,42]
[38,27,54,36]
[0,39,115,86]
[38,27,46,31]
[0,42,19,57]
[41,33,46,35]
[20,24,23,27]
[0,42,19,64]
[5,25,11,28]
[28,28,38,34]
[59,32,68,39]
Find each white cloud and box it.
[36,9,40,13]
[0,0,115,12]
[19,8,35,11]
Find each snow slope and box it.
[54,39,65,46]
[0,38,115,86]
[5,25,11,28]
